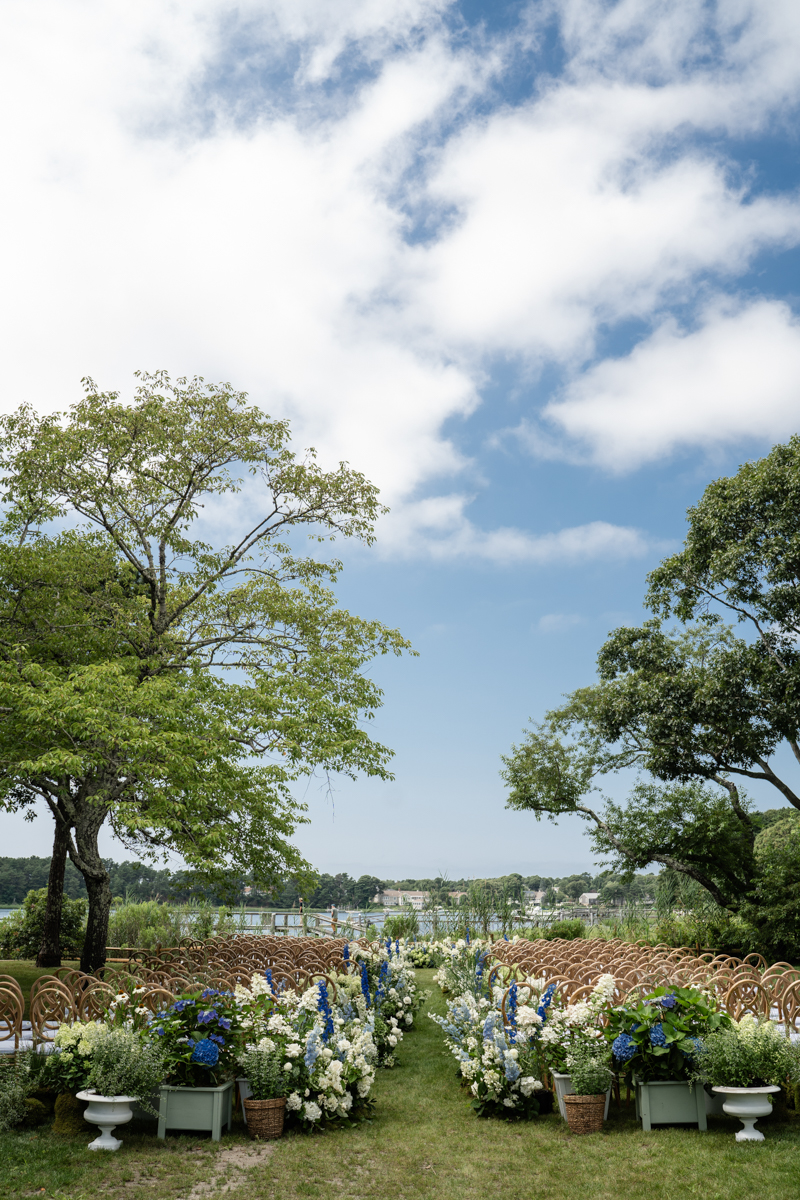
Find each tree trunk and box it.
[36,817,70,968]
[70,799,112,974]
[81,869,113,974]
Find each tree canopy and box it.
[0,373,412,968]
[501,436,800,957]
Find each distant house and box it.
[524,889,547,905]
[373,888,429,910]
[578,892,600,907]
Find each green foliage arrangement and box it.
[607,986,731,1082]
[0,888,86,959]
[86,1030,165,1109]
[237,1044,287,1101]
[566,1043,614,1096]
[691,1016,799,1089]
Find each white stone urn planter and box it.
[75,1091,136,1151]
[552,1072,611,1121]
[712,1085,780,1141]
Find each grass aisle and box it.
[259,971,800,1200]
[2,969,799,1199]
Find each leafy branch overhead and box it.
[501,436,800,956]
[0,373,413,969]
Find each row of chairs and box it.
[489,938,800,1028]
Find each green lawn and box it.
[2,970,799,1200]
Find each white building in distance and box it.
[373,888,428,910]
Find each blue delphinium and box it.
[375,960,389,1006]
[612,1033,636,1062]
[343,942,350,962]
[386,937,392,957]
[504,1055,521,1082]
[361,961,371,1008]
[317,981,335,1043]
[465,929,470,945]
[305,1028,322,1070]
[395,938,400,956]
[537,983,557,1022]
[264,968,273,991]
[506,982,518,1045]
[483,1011,500,1041]
[650,1023,667,1047]
[190,1038,220,1068]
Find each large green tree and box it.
[501,437,800,956]
[0,373,411,970]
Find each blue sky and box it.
[2,0,800,879]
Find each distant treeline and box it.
[0,857,659,911]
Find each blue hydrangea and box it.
[209,1033,226,1046]
[650,1023,667,1047]
[660,993,677,1010]
[681,1036,703,1059]
[612,1033,636,1062]
[197,1009,217,1025]
[190,1038,219,1067]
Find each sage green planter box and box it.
[157,1081,234,1141]
[634,1079,707,1132]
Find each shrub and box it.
[0,888,86,959]
[544,919,585,941]
[383,910,420,940]
[106,899,184,949]
[0,1055,32,1131]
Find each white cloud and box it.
[1,0,800,553]
[541,300,800,470]
[537,612,585,633]
[379,495,656,563]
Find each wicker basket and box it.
[563,1093,605,1135]
[244,1097,286,1140]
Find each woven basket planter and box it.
[243,1097,286,1140]
[563,1093,605,1135]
